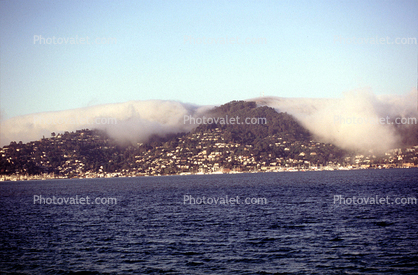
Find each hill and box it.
[1,101,417,179]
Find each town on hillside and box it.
[1,127,417,181]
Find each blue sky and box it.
[1,0,417,119]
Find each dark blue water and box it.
[1,169,417,274]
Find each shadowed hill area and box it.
[1,101,417,177]
[196,101,311,144]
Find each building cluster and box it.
[1,128,417,181]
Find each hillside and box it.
[1,101,417,179]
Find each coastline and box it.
[1,166,416,182]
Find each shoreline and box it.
[1,166,416,182]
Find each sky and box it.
[1,0,418,120]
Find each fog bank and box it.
[0,100,211,146]
[253,89,418,153]
[1,90,417,153]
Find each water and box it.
[0,169,417,274]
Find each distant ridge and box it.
[1,101,417,179]
[1,92,417,153]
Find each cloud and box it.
[1,91,417,154]
[0,100,211,146]
[253,88,418,153]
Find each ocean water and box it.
[0,169,417,274]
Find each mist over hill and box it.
[2,100,418,177]
[0,100,211,147]
[0,101,347,176]
[253,89,418,153]
[1,90,417,153]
